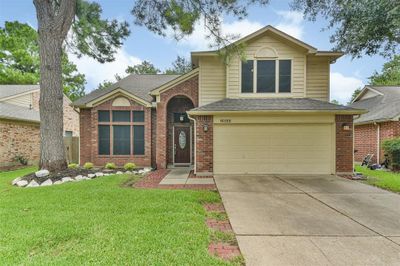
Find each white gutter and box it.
[377,123,380,164]
[187,113,197,175]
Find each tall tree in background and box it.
[33,0,129,171]
[292,0,400,58]
[165,56,192,74]
[0,21,86,101]
[349,88,362,103]
[125,60,160,74]
[369,55,400,85]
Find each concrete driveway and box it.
[215,174,400,266]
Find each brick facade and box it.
[79,96,152,167]
[156,75,199,169]
[335,115,354,174]
[195,116,213,174]
[354,121,400,163]
[0,120,40,168]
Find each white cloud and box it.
[169,19,263,51]
[275,11,304,39]
[330,72,364,104]
[69,48,142,92]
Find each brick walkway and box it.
[208,243,241,260]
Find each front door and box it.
[174,126,191,164]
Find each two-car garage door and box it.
[214,123,334,175]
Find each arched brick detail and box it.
[156,75,199,169]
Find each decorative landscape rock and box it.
[53,180,63,185]
[27,180,39,187]
[62,177,73,183]
[41,179,53,186]
[16,180,28,187]
[125,171,132,175]
[74,175,84,181]
[35,170,49,178]
[88,174,96,178]
[12,177,21,185]
[116,171,123,175]
[95,172,104,177]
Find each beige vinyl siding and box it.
[361,90,379,100]
[199,56,226,106]
[306,56,330,101]
[227,33,306,98]
[3,93,33,108]
[214,121,334,175]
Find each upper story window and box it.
[241,59,291,94]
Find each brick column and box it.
[195,115,213,174]
[156,101,167,169]
[79,109,92,164]
[336,115,354,174]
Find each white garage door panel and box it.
[214,124,333,174]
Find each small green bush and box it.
[382,138,400,170]
[83,162,94,170]
[105,162,116,169]
[68,163,79,169]
[14,155,28,166]
[124,163,137,171]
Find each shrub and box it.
[382,138,400,170]
[68,163,79,169]
[83,162,94,170]
[124,163,137,171]
[105,162,116,169]
[14,155,28,166]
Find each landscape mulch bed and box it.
[21,168,142,184]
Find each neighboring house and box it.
[0,85,79,168]
[349,85,400,164]
[73,25,364,175]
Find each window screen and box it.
[133,111,145,122]
[98,125,110,155]
[98,111,110,122]
[279,60,291,93]
[133,125,145,155]
[113,126,130,155]
[112,111,130,122]
[241,60,254,93]
[257,60,275,93]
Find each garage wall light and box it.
[342,123,351,131]
[203,124,209,132]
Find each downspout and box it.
[187,114,197,174]
[377,123,380,164]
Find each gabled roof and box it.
[150,68,199,96]
[349,86,400,124]
[0,101,40,123]
[73,74,180,107]
[191,25,343,61]
[188,98,364,115]
[0,84,40,100]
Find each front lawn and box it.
[355,165,400,193]
[0,167,232,265]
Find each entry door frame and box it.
[172,125,192,166]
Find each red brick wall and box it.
[79,96,152,167]
[195,116,213,174]
[336,115,354,173]
[354,124,378,163]
[354,121,400,163]
[156,75,199,169]
[0,120,40,167]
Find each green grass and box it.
[355,165,400,192]
[0,167,236,265]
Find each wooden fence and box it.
[64,136,79,164]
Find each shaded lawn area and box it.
[355,165,400,193]
[0,167,233,265]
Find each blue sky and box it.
[0,0,387,104]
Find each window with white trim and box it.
[241,59,291,94]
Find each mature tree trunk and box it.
[34,0,76,172]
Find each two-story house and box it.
[0,85,79,168]
[73,25,364,175]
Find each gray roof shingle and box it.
[0,84,39,99]
[190,98,361,112]
[349,86,400,124]
[0,102,40,123]
[73,74,180,106]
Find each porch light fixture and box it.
[342,123,351,131]
[203,124,209,132]
[179,114,185,122]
